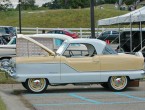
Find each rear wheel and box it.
[108,76,128,91]
[26,78,48,93]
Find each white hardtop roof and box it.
[66,38,106,45]
[65,38,107,54]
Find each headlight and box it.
[0,58,16,76]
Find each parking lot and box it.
[0,82,145,110]
[0,81,141,110]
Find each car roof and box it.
[50,29,70,31]
[121,30,145,32]
[65,38,107,54]
[67,38,105,44]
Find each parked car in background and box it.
[119,30,145,53]
[47,29,79,39]
[0,36,16,69]
[0,26,16,43]
[97,31,119,43]
[0,35,7,45]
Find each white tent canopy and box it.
[98,6,145,26]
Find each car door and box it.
[60,43,101,83]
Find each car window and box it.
[101,31,110,37]
[55,30,61,34]
[102,45,117,55]
[48,31,52,33]
[63,43,88,57]
[63,43,97,57]
[0,38,2,44]
[112,31,119,34]
[7,37,16,45]
[56,42,68,55]
[103,31,110,34]
[59,30,63,34]
[0,27,16,36]
[48,30,55,33]
[0,37,7,44]
[5,28,10,34]
[0,27,6,34]
[66,30,73,34]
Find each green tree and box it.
[16,0,38,10]
[0,0,13,11]
[104,0,117,4]
[45,0,92,9]
[123,0,136,5]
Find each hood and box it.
[17,35,55,56]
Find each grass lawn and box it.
[0,4,128,28]
[0,72,16,110]
[0,97,6,110]
[0,72,7,109]
[0,72,16,84]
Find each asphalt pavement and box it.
[1,82,145,110]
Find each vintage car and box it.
[0,35,144,93]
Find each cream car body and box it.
[1,36,144,93]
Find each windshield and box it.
[7,37,16,45]
[56,42,68,55]
[102,44,117,55]
[9,27,16,35]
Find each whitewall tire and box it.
[26,78,48,93]
[108,76,128,91]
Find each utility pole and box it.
[90,0,95,38]
[19,0,22,34]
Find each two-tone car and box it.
[0,35,144,93]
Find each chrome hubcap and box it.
[33,80,41,86]
[111,76,127,90]
[115,78,122,86]
[1,60,9,68]
[28,78,46,92]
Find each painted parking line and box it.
[33,99,145,107]
[69,93,102,104]
[33,102,91,107]
[31,92,145,107]
[115,92,145,101]
[33,100,145,107]
[24,91,145,97]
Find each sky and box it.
[0,0,52,8]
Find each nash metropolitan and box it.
[0,35,145,93]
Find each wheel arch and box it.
[0,57,12,60]
[108,75,130,82]
[25,78,50,84]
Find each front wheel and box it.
[1,59,10,69]
[101,83,109,89]
[21,82,27,89]
[108,76,128,91]
[25,78,48,93]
